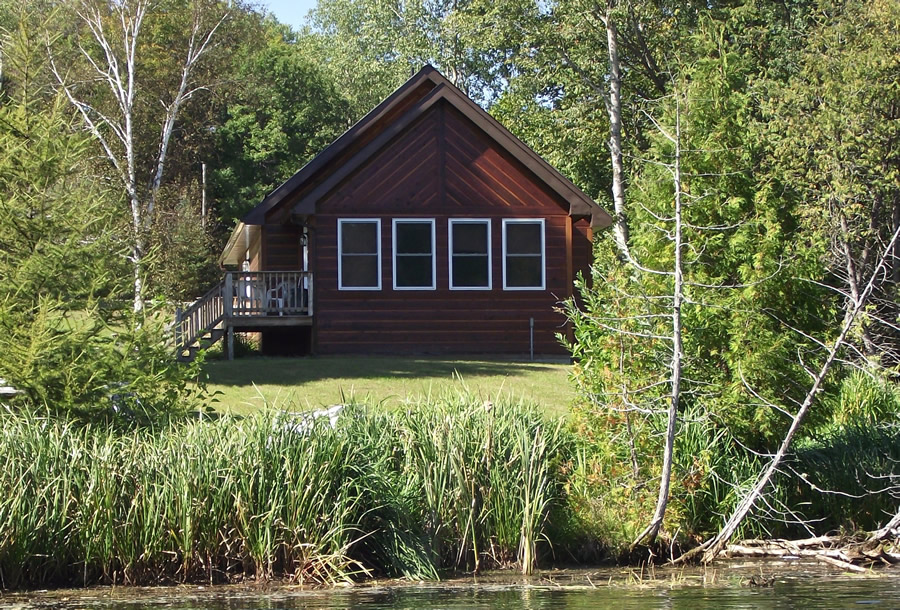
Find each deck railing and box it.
[224,271,313,318]
[175,271,313,354]
[175,281,225,352]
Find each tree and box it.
[209,27,352,222]
[685,222,900,563]
[564,5,833,547]
[50,0,228,312]
[0,14,197,418]
[766,0,900,366]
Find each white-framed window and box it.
[338,218,381,290]
[449,219,491,290]
[502,219,545,290]
[393,219,436,290]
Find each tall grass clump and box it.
[393,390,564,575]
[0,408,365,588]
[0,391,567,589]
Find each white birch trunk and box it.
[604,8,630,259]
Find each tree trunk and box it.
[604,7,630,259]
[892,192,900,286]
[839,214,877,356]
[632,97,683,547]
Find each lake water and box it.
[4,559,899,609]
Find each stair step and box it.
[176,327,226,363]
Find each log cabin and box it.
[175,65,611,361]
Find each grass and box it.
[0,396,568,588]
[202,355,575,416]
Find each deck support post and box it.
[226,325,234,361]
[224,272,233,318]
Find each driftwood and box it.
[872,509,900,541]
[719,535,900,573]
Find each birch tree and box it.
[50,0,227,312]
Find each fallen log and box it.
[734,535,849,550]
[721,538,899,573]
[815,554,867,573]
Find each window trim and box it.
[448,218,492,291]
[392,218,437,291]
[502,218,546,291]
[337,218,382,291]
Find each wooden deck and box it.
[175,271,312,361]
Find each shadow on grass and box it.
[203,355,568,387]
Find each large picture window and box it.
[502,219,545,290]
[338,219,381,290]
[449,219,491,290]
[393,219,436,290]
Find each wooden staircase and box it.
[175,280,225,363]
[177,328,225,363]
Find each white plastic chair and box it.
[266,281,287,315]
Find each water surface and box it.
[4,559,898,609]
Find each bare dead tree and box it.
[631,96,683,546]
[49,0,227,312]
[675,222,900,564]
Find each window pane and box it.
[452,255,489,287]
[506,256,542,288]
[396,255,433,287]
[341,222,378,254]
[396,222,432,254]
[341,255,379,287]
[506,223,541,254]
[452,223,488,255]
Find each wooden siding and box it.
[264,81,438,225]
[262,224,301,271]
[247,227,262,272]
[572,218,593,286]
[312,101,578,355]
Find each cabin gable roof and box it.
[241,65,611,228]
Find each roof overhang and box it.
[238,65,612,230]
[219,222,260,267]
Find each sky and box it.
[261,0,318,30]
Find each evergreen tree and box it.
[0,17,198,420]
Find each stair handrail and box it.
[175,280,225,351]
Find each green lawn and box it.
[203,356,576,416]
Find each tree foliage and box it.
[0,14,199,420]
[209,27,353,222]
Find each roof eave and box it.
[241,66,443,226]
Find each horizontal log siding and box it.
[311,101,576,355]
[262,225,300,271]
[572,218,593,285]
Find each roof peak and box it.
[239,64,610,229]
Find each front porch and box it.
[175,271,313,361]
